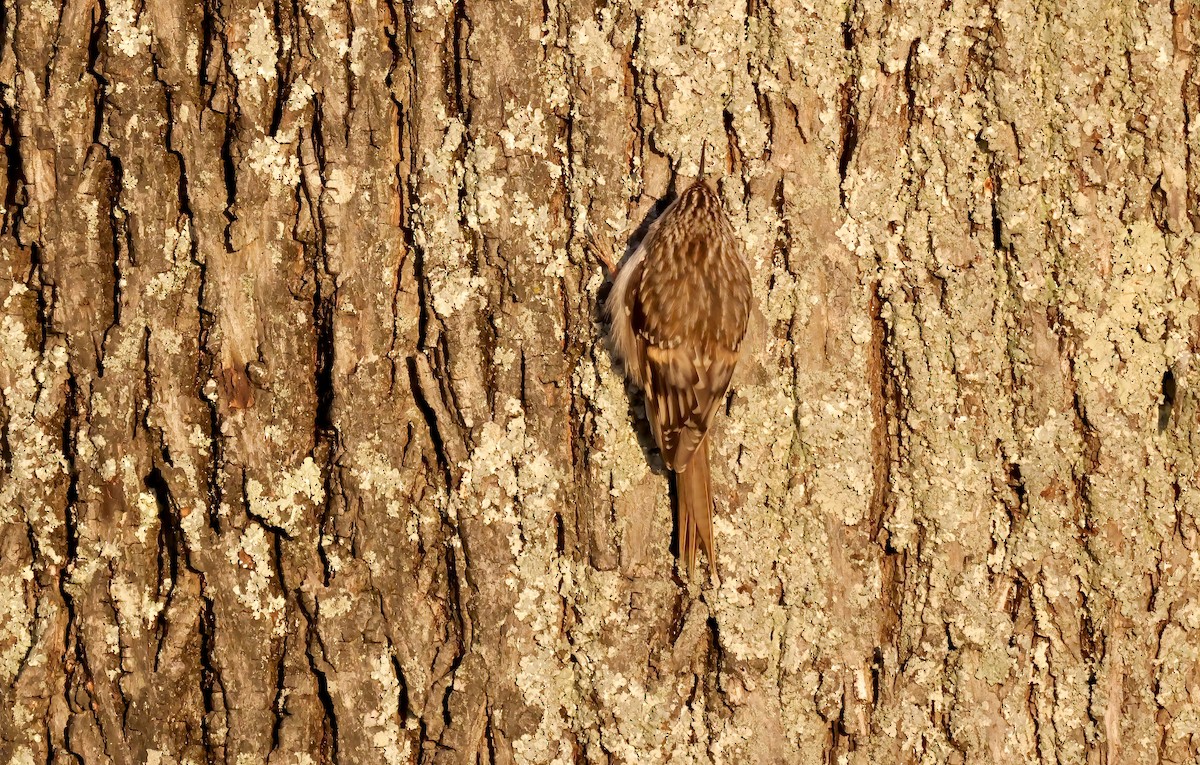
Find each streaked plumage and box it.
[606,174,752,576]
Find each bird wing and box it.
[641,343,739,471]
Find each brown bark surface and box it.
[1,0,1198,763]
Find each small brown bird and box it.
[606,159,753,576]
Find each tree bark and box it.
[1,0,1198,763]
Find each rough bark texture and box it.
[1,0,1198,763]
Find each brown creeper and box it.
[606,165,753,576]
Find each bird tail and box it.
[677,438,715,578]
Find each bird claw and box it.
[582,223,617,276]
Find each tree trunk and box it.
[1,0,1198,762]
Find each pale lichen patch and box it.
[324,166,357,205]
[493,346,518,372]
[0,570,33,684]
[110,575,165,639]
[108,0,152,57]
[457,398,581,762]
[365,652,411,763]
[573,355,650,499]
[134,491,159,543]
[637,1,755,171]
[459,398,560,536]
[427,258,485,318]
[349,26,369,77]
[303,0,350,57]
[350,439,416,520]
[246,134,302,191]
[511,650,576,765]
[412,0,455,25]
[29,0,56,22]
[498,105,550,157]
[287,78,316,112]
[507,191,565,278]
[145,219,196,301]
[1063,221,1175,416]
[227,524,287,634]
[6,747,36,765]
[413,116,488,317]
[245,457,324,536]
[465,141,505,229]
[0,315,67,550]
[566,632,703,765]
